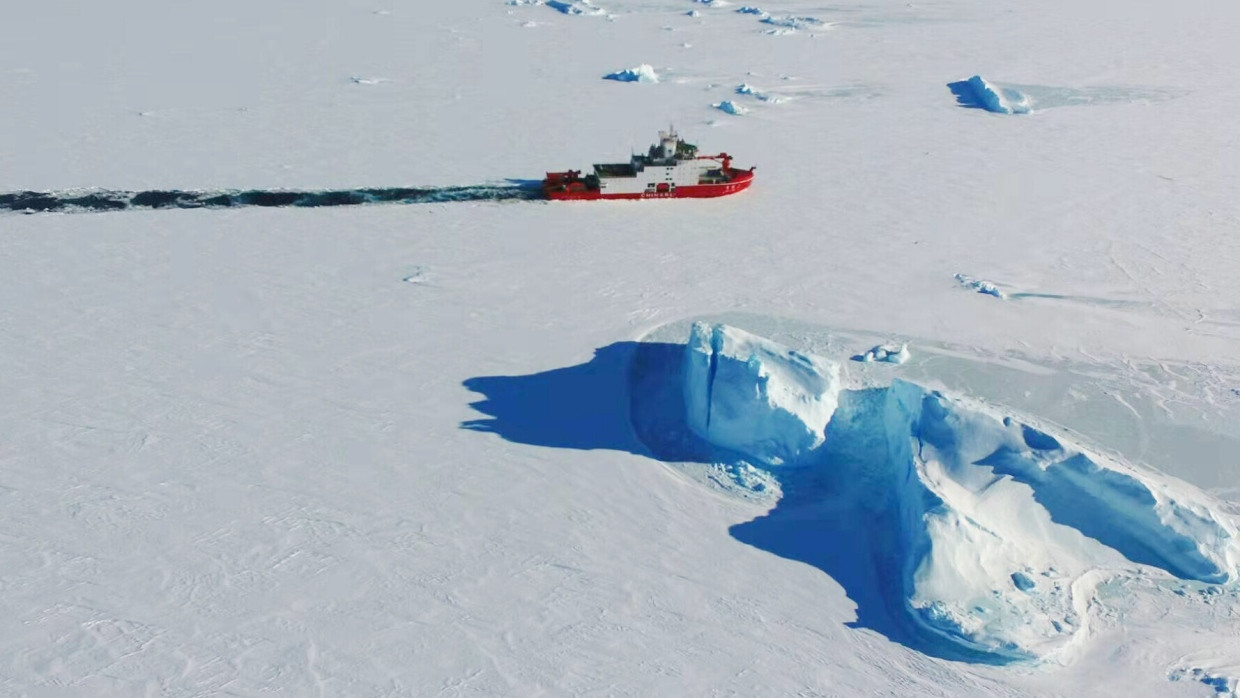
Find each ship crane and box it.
[697,152,734,171]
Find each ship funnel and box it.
[658,125,679,159]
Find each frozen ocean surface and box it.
[3,0,1240,694]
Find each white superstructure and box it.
[592,128,717,195]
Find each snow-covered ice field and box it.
[4,0,1240,695]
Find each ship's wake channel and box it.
[0,183,544,215]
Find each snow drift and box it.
[672,325,1240,661]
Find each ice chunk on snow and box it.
[736,6,767,16]
[857,343,909,364]
[949,76,1033,114]
[683,323,840,466]
[604,65,659,83]
[546,0,606,16]
[761,15,826,30]
[713,100,749,115]
[954,273,1005,298]
[735,83,782,102]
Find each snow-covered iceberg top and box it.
[885,381,1240,660]
[683,323,840,466]
[673,324,1240,662]
[604,64,659,83]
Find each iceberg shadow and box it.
[463,342,658,456]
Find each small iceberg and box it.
[546,0,607,15]
[856,343,910,364]
[736,83,783,103]
[604,64,660,83]
[954,273,1006,299]
[761,15,826,30]
[948,76,1033,114]
[713,100,749,115]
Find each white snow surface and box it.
[684,322,840,466]
[5,0,1240,694]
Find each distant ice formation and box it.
[735,83,782,103]
[954,273,1006,298]
[761,15,827,30]
[604,64,660,83]
[713,100,749,115]
[856,343,909,364]
[948,76,1033,114]
[668,324,1240,661]
[736,6,767,16]
[546,0,607,16]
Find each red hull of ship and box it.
[544,169,754,201]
